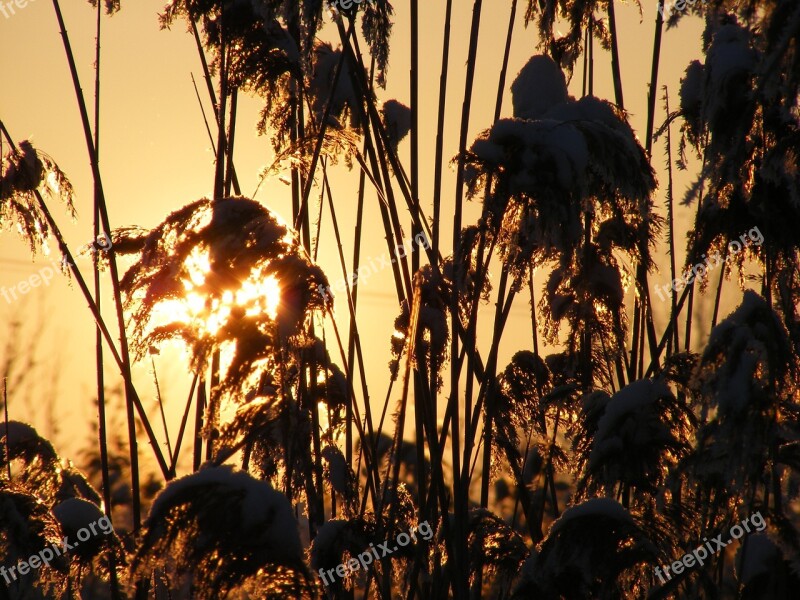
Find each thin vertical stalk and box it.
[224,89,238,196]
[91,8,121,595]
[295,20,351,233]
[588,19,594,95]
[411,0,426,518]
[479,270,509,507]
[451,2,483,595]
[476,0,518,512]
[645,3,666,156]
[711,267,725,329]
[193,380,206,471]
[205,352,220,462]
[332,23,412,303]
[170,373,198,473]
[321,168,376,493]
[663,88,680,352]
[380,288,420,597]
[346,136,369,468]
[495,0,518,123]
[529,266,539,354]
[344,55,375,474]
[582,27,589,97]
[432,0,453,267]
[684,284,695,350]
[3,379,10,480]
[51,1,146,536]
[189,17,242,195]
[205,25,228,463]
[410,0,419,275]
[151,358,173,460]
[607,0,625,108]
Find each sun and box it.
[149,248,282,338]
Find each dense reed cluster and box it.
[1,0,799,598]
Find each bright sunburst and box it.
[150,248,282,338]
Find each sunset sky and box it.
[0,0,712,461]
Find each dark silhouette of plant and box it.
[464,54,657,388]
[0,484,68,598]
[687,291,799,512]
[133,466,315,599]
[0,140,75,256]
[512,498,659,599]
[116,196,329,395]
[573,379,695,507]
[466,509,529,596]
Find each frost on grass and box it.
[677,6,800,290]
[310,518,376,592]
[696,290,795,418]
[463,53,658,390]
[389,266,451,388]
[135,465,314,599]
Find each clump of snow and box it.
[548,498,633,538]
[1,421,39,446]
[53,498,104,533]
[468,85,654,210]
[322,446,349,494]
[738,534,780,585]
[310,519,348,570]
[543,96,640,160]
[703,23,757,131]
[150,465,301,560]
[381,100,412,150]
[707,24,756,84]
[680,60,705,123]
[511,55,569,120]
[593,380,670,447]
[310,42,357,124]
[471,118,589,191]
[702,290,784,417]
[0,140,44,197]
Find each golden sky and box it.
[0,1,711,462]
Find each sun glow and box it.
[149,249,282,339]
